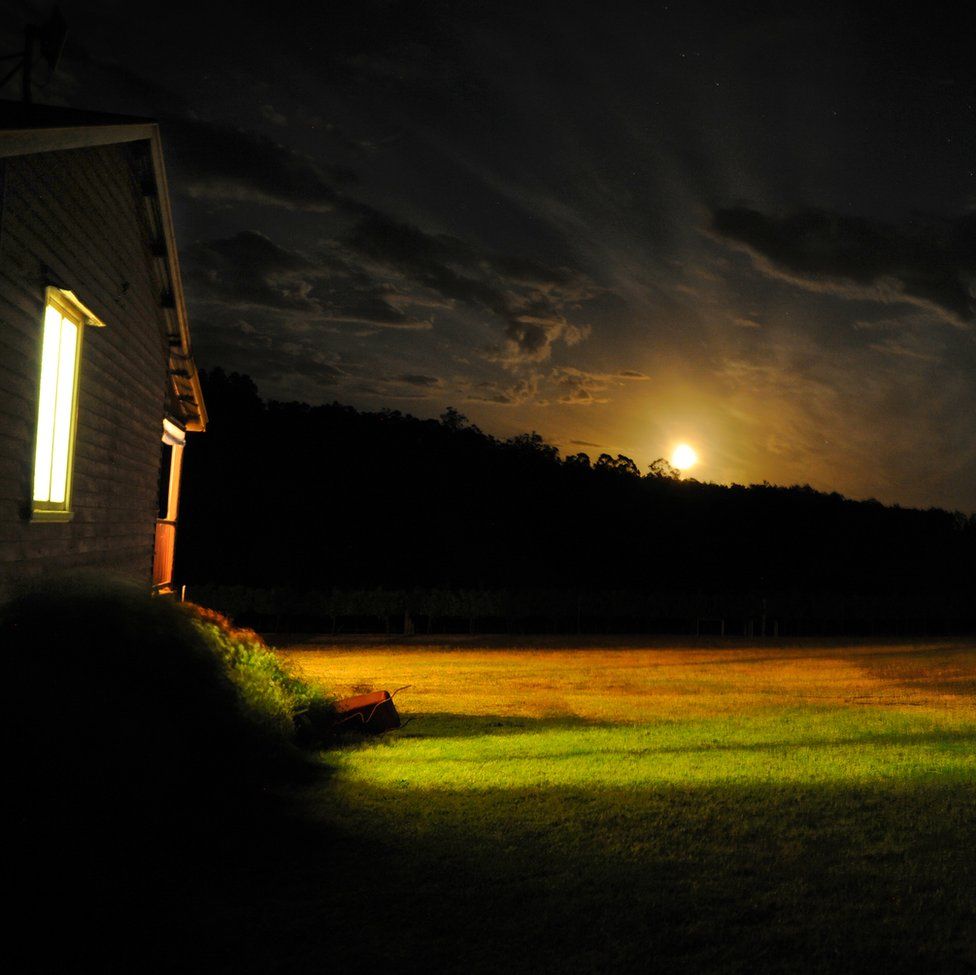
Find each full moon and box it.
[671,443,698,471]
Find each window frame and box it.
[152,418,186,592]
[159,417,186,523]
[30,286,103,523]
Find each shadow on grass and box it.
[663,643,976,668]
[914,678,976,697]
[280,635,976,654]
[20,750,974,973]
[661,643,976,702]
[340,712,976,760]
[393,711,618,739]
[165,776,976,974]
[849,647,976,701]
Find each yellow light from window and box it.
[33,305,79,504]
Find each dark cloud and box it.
[549,367,649,406]
[347,380,438,401]
[183,231,316,311]
[192,317,345,398]
[488,254,584,287]
[166,118,354,210]
[184,206,601,354]
[183,231,433,331]
[711,207,976,325]
[344,210,599,363]
[259,104,288,127]
[10,17,604,363]
[866,335,942,364]
[554,371,609,406]
[28,0,976,509]
[395,374,442,387]
[307,274,435,331]
[2,35,353,211]
[465,376,540,406]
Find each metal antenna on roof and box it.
[0,6,66,105]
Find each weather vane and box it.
[0,6,67,105]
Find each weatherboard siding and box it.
[0,144,169,588]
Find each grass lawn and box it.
[209,638,975,973]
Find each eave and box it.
[0,103,207,432]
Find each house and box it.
[0,101,206,594]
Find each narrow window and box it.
[31,287,103,521]
[157,440,174,519]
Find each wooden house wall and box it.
[0,143,170,589]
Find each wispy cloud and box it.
[344,209,603,363]
[183,231,434,331]
[550,367,650,406]
[711,207,976,326]
[167,118,355,210]
[393,374,443,387]
[464,375,541,406]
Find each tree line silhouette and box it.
[176,369,976,634]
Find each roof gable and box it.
[0,101,206,431]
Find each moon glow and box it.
[671,444,698,471]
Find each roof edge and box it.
[0,101,207,431]
[0,123,157,158]
[147,129,208,432]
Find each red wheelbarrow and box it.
[332,686,410,734]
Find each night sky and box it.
[5,1,976,510]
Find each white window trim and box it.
[31,286,105,523]
[160,419,185,523]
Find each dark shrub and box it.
[182,601,335,744]
[3,577,320,970]
[3,577,305,806]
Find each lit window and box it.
[32,287,103,520]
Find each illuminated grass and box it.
[333,714,974,789]
[252,641,976,972]
[292,639,975,789]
